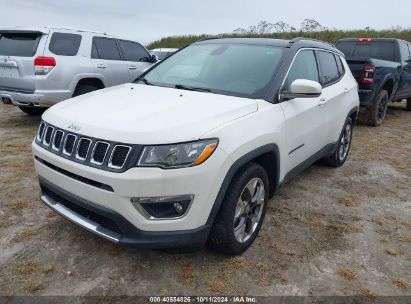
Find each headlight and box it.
[137,139,218,169]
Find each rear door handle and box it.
[318,98,328,107]
[97,64,107,69]
[129,66,137,70]
[343,88,349,94]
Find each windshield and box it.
[140,43,284,98]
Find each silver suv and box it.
[0,26,156,115]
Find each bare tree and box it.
[273,21,291,33]
[233,28,247,34]
[300,18,325,32]
[256,21,274,34]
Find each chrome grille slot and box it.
[108,145,131,169]
[91,141,109,165]
[63,134,77,156]
[37,122,46,141]
[43,126,54,146]
[75,138,92,161]
[52,130,64,151]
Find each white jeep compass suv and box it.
[32,38,359,255]
[0,26,156,115]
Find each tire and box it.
[368,90,389,126]
[73,84,99,97]
[208,163,269,255]
[322,117,353,167]
[18,106,46,116]
[406,98,411,111]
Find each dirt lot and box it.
[0,102,410,297]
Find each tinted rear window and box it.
[49,32,82,56]
[336,41,396,61]
[118,40,149,62]
[92,37,121,60]
[0,33,41,57]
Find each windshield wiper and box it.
[175,84,211,93]
[137,78,153,85]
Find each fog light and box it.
[130,195,193,219]
[173,202,184,214]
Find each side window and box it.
[284,50,319,91]
[118,40,150,62]
[317,51,340,86]
[92,37,121,60]
[49,32,82,56]
[334,54,345,76]
[399,43,410,61]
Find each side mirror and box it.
[151,54,158,63]
[281,79,322,100]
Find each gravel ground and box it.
[0,102,410,297]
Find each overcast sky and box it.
[1,0,410,45]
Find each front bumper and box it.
[0,89,72,107]
[32,140,231,246]
[39,177,210,248]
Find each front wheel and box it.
[208,163,269,255]
[322,117,353,167]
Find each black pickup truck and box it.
[336,38,411,126]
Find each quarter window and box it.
[49,32,82,56]
[334,54,344,76]
[92,37,121,60]
[317,51,340,86]
[284,50,319,91]
[118,40,150,62]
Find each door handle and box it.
[129,66,137,70]
[97,64,107,69]
[318,98,327,107]
[343,88,349,94]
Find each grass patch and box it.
[360,287,377,299]
[23,278,42,294]
[385,247,399,256]
[0,217,13,228]
[397,235,411,242]
[8,199,30,212]
[15,228,39,242]
[42,263,54,274]
[338,196,360,207]
[338,268,357,281]
[228,256,245,268]
[178,264,195,287]
[15,260,39,275]
[392,278,409,289]
[208,281,225,294]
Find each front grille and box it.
[63,134,76,155]
[109,145,131,169]
[35,121,141,172]
[91,142,109,165]
[44,126,54,146]
[52,130,64,151]
[76,138,91,160]
[37,122,46,141]
[42,185,122,234]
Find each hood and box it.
[43,83,258,144]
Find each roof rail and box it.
[288,37,335,48]
[48,26,108,35]
[197,36,223,42]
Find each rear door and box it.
[91,37,129,86]
[280,50,328,172]
[117,40,152,81]
[316,51,350,143]
[0,31,46,93]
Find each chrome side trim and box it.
[40,193,120,243]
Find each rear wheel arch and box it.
[206,144,280,226]
[380,78,395,99]
[73,78,105,97]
